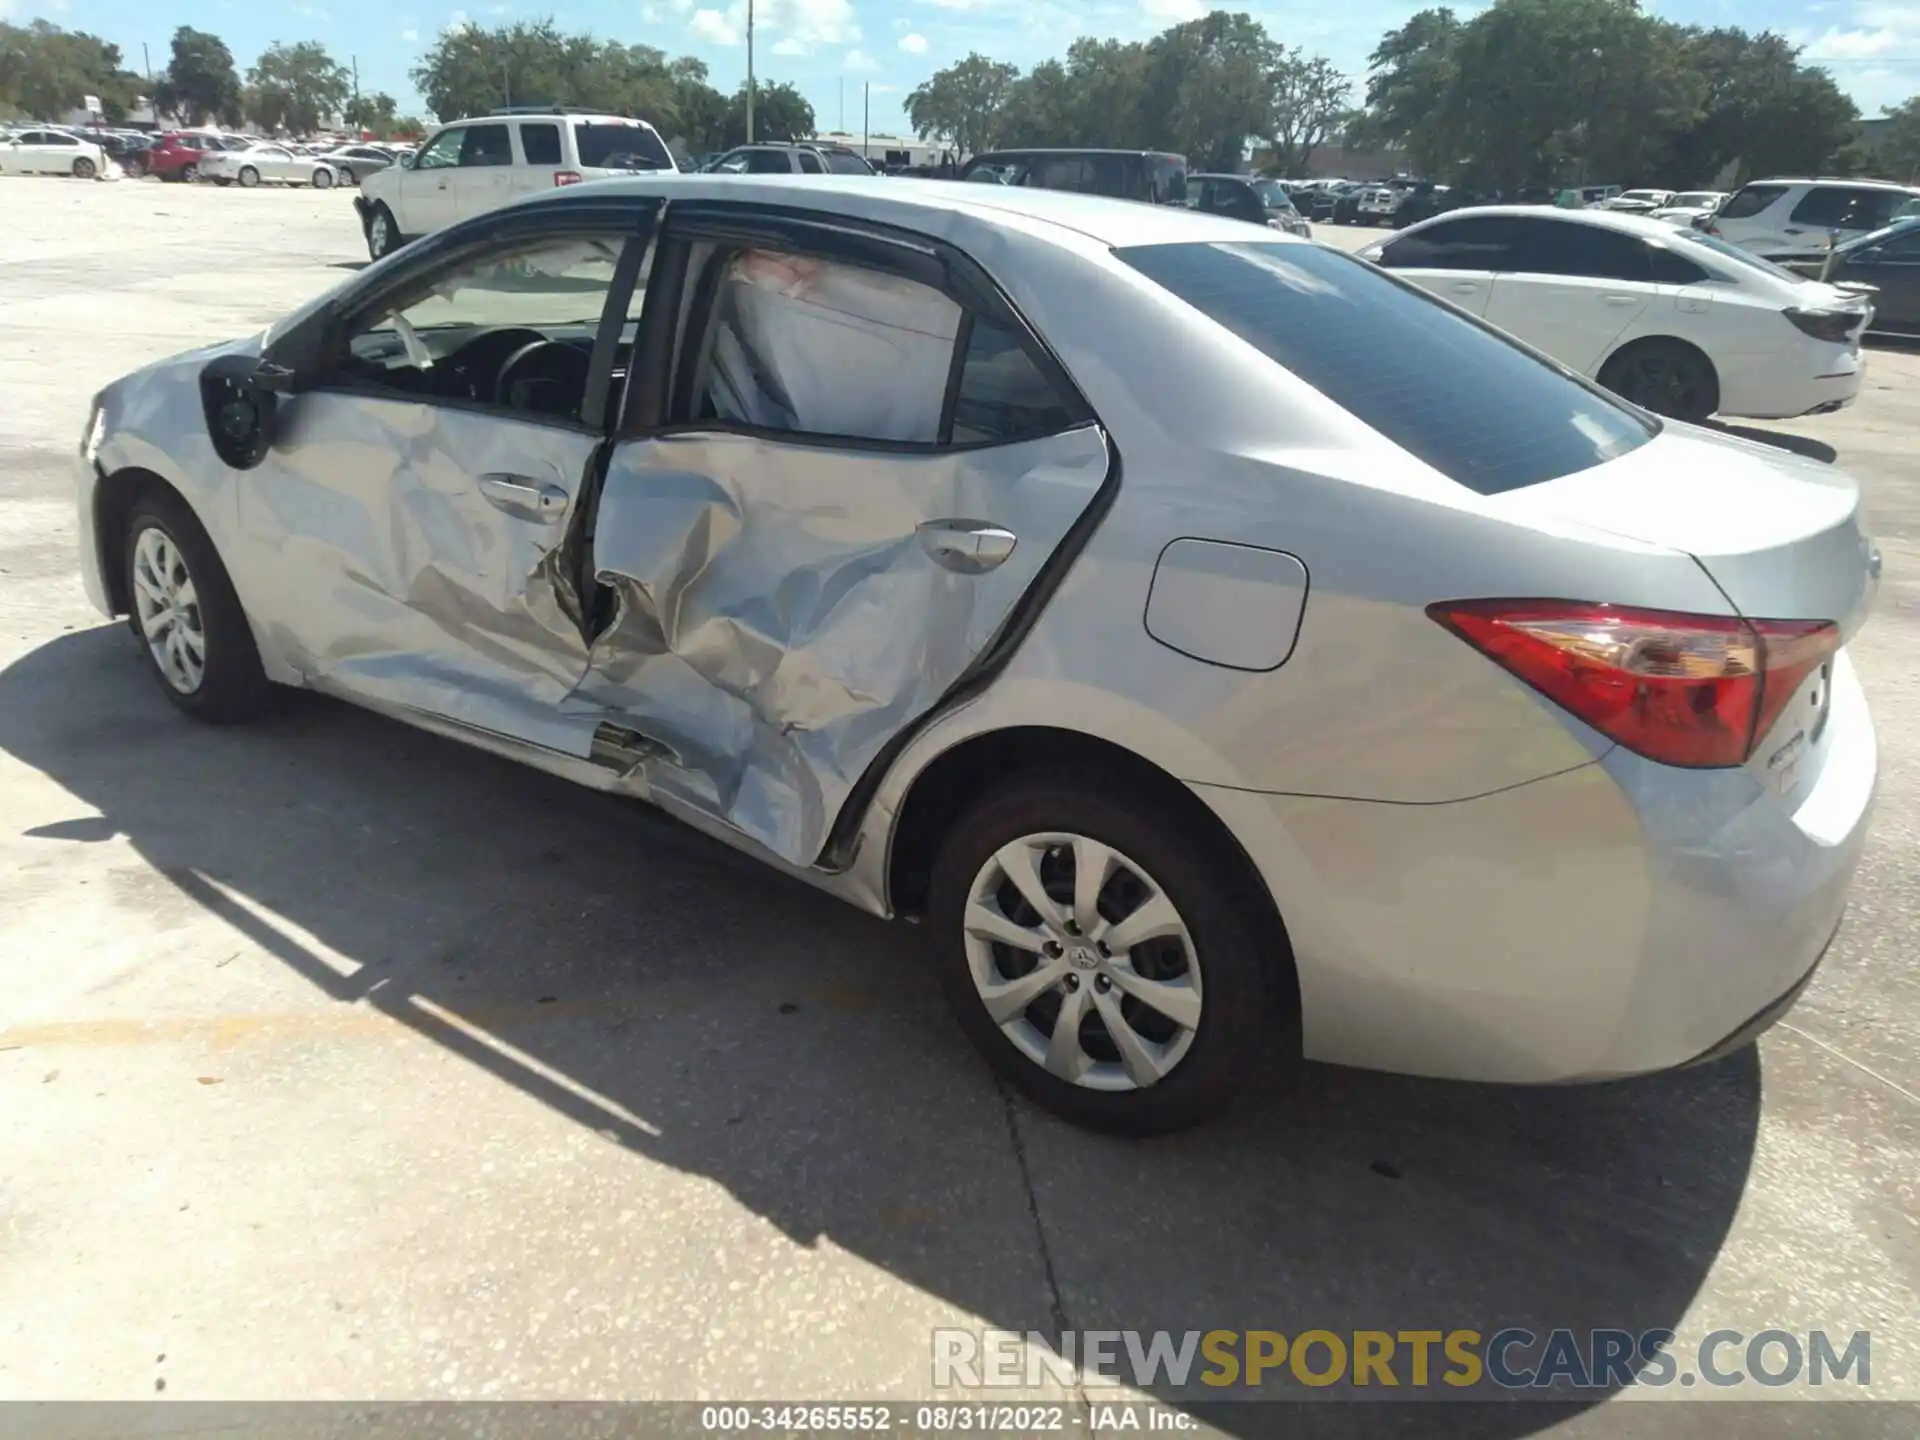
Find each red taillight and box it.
[554,170,583,186]
[1429,600,1839,768]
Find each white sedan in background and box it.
[1361,206,1871,421]
[0,127,109,179]
[200,143,346,189]
[1651,190,1726,228]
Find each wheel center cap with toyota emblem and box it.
[1068,944,1101,971]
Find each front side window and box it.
[1376,216,1516,272]
[459,124,512,167]
[414,129,463,170]
[338,232,634,422]
[519,123,562,165]
[1510,220,1652,282]
[822,150,872,175]
[1717,183,1787,220]
[1118,241,1652,495]
[698,248,960,443]
[744,149,793,174]
[713,151,750,173]
[1251,179,1295,213]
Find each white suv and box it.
[1710,177,1920,263]
[355,107,677,259]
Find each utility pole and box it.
[839,77,844,134]
[142,43,152,86]
[862,81,869,161]
[745,0,755,142]
[350,53,360,130]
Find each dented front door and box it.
[242,399,603,753]
[568,424,1113,865]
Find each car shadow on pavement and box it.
[1702,421,1839,465]
[0,626,1762,1435]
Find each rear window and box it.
[1118,241,1653,495]
[823,150,872,175]
[1718,184,1787,220]
[573,121,672,171]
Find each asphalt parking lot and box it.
[1,177,1917,1432]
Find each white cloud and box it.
[898,32,929,53]
[844,48,879,70]
[1140,0,1204,18]
[444,8,470,30]
[1804,25,1901,56]
[690,6,738,42]
[772,35,809,54]
[687,0,859,49]
[401,25,420,39]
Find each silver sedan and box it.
[73,175,1879,1133]
[200,143,345,189]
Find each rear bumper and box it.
[1717,342,1865,420]
[1193,651,1876,1083]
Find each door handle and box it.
[918,519,1017,574]
[478,473,568,523]
[1783,227,1804,236]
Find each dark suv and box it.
[956,149,1187,205]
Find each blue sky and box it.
[8,0,1920,138]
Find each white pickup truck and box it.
[355,107,677,260]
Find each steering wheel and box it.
[494,339,593,419]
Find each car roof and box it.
[530,172,1272,247]
[1743,177,1919,191]
[969,148,1184,160]
[1399,205,1686,239]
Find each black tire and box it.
[1598,338,1720,422]
[180,161,198,182]
[238,165,260,188]
[122,491,272,724]
[927,775,1281,1135]
[73,156,97,180]
[365,202,401,260]
[312,167,333,189]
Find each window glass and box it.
[1647,244,1710,284]
[714,151,749,173]
[16,132,46,144]
[951,316,1078,445]
[744,149,792,174]
[1717,184,1786,220]
[414,129,463,170]
[1251,179,1295,212]
[572,121,672,170]
[701,248,961,443]
[519,122,562,165]
[1117,241,1652,496]
[1877,226,1920,258]
[822,150,872,174]
[49,132,79,146]
[1376,216,1516,271]
[1510,220,1651,281]
[796,149,824,173]
[342,233,632,421]
[1030,157,1092,191]
[1148,155,1186,205]
[1790,186,1906,231]
[458,124,511,167]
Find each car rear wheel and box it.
[312,167,333,189]
[180,162,199,182]
[72,157,96,180]
[365,203,401,260]
[237,166,260,188]
[123,493,272,723]
[1598,338,1720,422]
[927,776,1278,1135]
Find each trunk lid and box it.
[1492,424,1878,638]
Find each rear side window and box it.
[1790,186,1905,231]
[823,150,872,175]
[744,149,792,174]
[1718,184,1787,220]
[573,121,672,171]
[458,124,511,167]
[1148,156,1187,205]
[519,122,561,165]
[1647,244,1710,284]
[796,149,824,173]
[1510,219,1651,281]
[1118,241,1653,495]
[950,316,1080,445]
[1376,216,1515,271]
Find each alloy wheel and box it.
[963,832,1202,1092]
[370,211,392,256]
[1626,351,1706,416]
[131,526,206,695]
[238,166,259,188]
[73,157,96,180]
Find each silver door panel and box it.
[569,423,1112,863]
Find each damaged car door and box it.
[236,199,659,753]
[569,211,1114,865]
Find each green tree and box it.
[1264,48,1351,175]
[1874,95,1920,182]
[154,26,242,126]
[345,90,399,134]
[726,80,813,144]
[0,21,143,122]
[247,41,351,134]
[1137,12,1277,170]
[1653,29,1856,185]
[905,52,1020,156]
